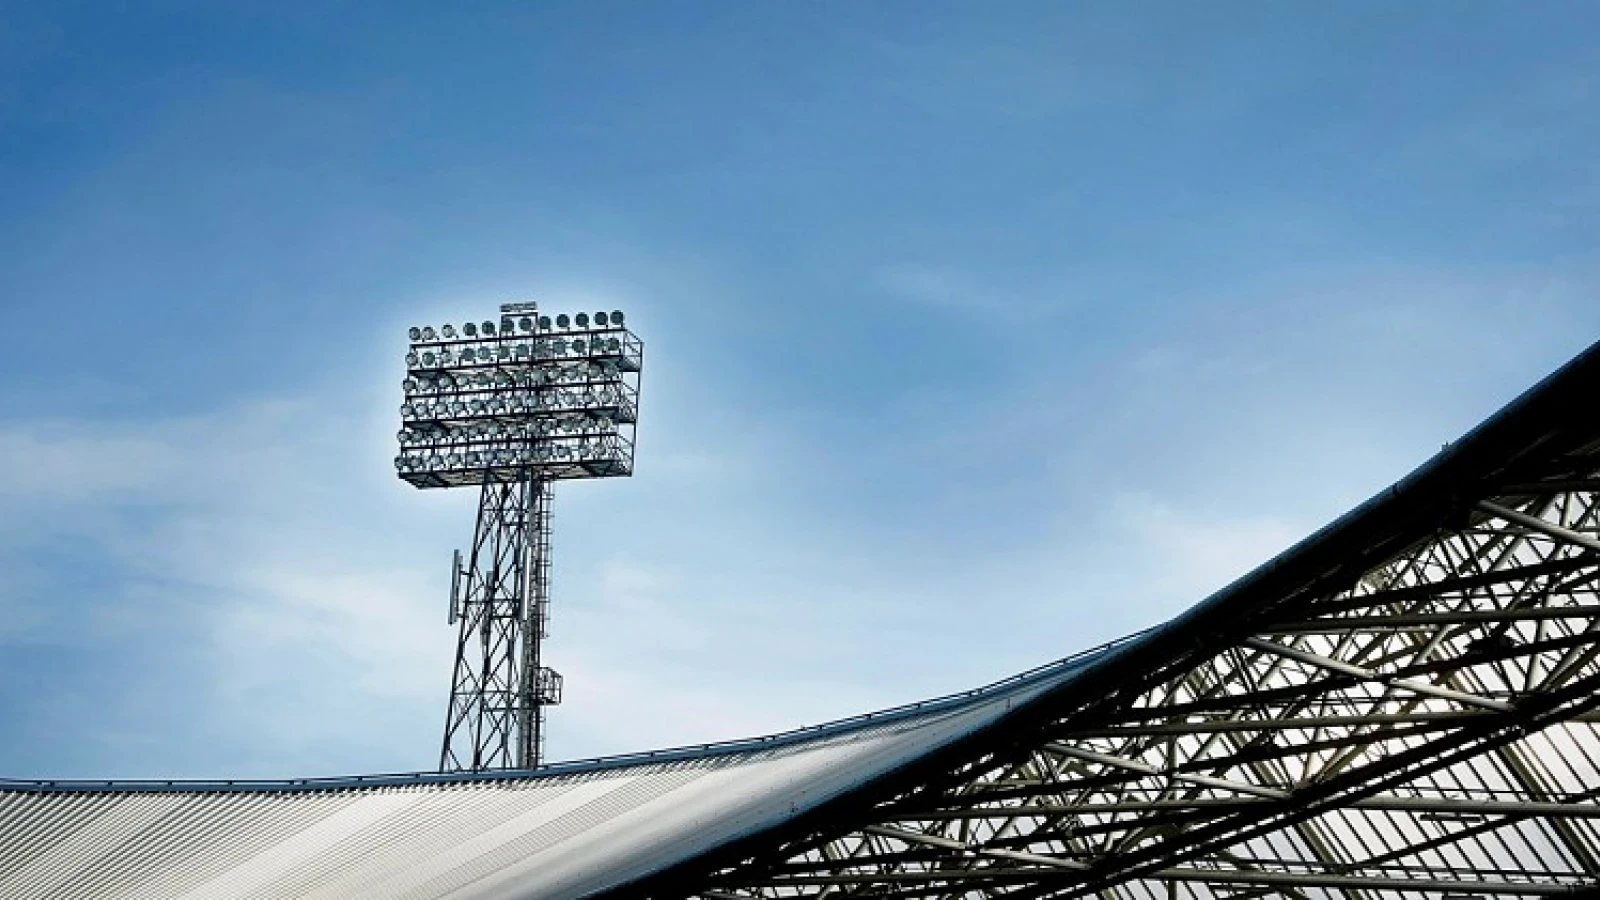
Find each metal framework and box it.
[608,346,1600,899]
[437,475,560,772]
[397,302,643,772]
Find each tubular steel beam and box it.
[1479,500,1600,554]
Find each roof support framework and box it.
[665,480,1600,899]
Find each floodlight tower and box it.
[395,302,643,772]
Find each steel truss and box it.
[639,477,1600,896]
[438,471,561,772]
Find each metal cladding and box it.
[0,659,1095,900]
[7,338,1600,899]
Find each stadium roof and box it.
[6,337,1600,899]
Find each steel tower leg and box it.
[438,472,562,773]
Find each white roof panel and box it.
[0,648,1112,900]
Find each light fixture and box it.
[442,324,456,339]
[610,310,624,325]
[482,320,496,335]
[575,313,589,328]
[422,326,437,341]
[556,314,570,329]
[594,311,609,326]
[409,327,422,340]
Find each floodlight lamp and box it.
[575,313,590,328]
[458,347,473,363]
[423,327,437,341]
[556,314,570,329]
[519,316,533,332]
[440,348,454,364]
[406,351,419,366]
[606,338,621,353]
[611,310,625,325]
[573,339,587,354]
[515,343,529,358]
[422,351,436,367]
[464,322,477,337]
[501,317,514,333]
[443,324,456,339]
[538,315,552,330]
[409,327,422,341]
[482,320,496,336]
[595,311,608,326]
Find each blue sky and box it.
[2,3,1599,779]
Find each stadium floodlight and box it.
[397,300,644,773]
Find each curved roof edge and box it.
[0,629,1149,795]
[603,335,1600,898]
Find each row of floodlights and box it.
[408,311,625,343]
[403,387,628,418]
[401,411,619,438]
[403,355,620,387]
[396,441,620,472]
[427,364,621,390]
[406,337,624,369]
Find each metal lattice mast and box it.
[438,474,560,771]
[396,301,643,774]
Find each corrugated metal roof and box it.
[0,645,1112,899]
